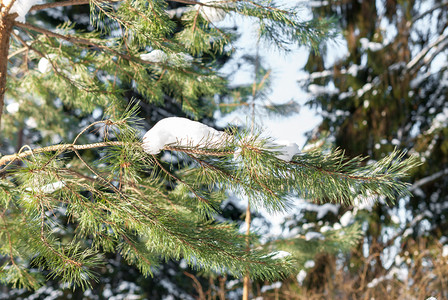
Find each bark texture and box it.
[0,14,13,131]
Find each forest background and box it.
[0,0,447,299]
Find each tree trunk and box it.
[0,15,14,132]
[242,203,251,300]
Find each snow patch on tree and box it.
[339,211,353,227]
[270,250,291,260]
[304,260,315,268]
[196,0,227,23]
[4,0,41,23]
[140,50,168,63]
[142,117,230,154]
[38,54,57,73]
[271,140,300,162]
[6,101,19,114]
[140,50,193,66]
[296,269,307,285]
[360,37,384,52]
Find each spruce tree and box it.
[294,0,448,298]
[0,0,419,295]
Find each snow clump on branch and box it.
[271,140,300,162]
[142,118,300,161]
[196,0,228,23]
[4,0,41,23]
[140,50,193,66]
[140,50,168,63]
[142,117,230,154]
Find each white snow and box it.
[339,211,353,227]
[320,225,332,233]
[308,83,339,95]
[304,260,315,268]
[390,214,400,224]
[196,0,227,23]
[360,37,384,52]
[305,231,324,241]
[140,50,193,66]
[297,202,339,219]
[38,54,57,74]
[353,193,377,211]
[357,82,373,97]
[179,259,188,269]
[403,228,413,237]
[366,267,408,289]
[6,102,19,114]
[175,52,193,64]
[270,250,291,259]
[394,255,403,266]
[142,117,230,154]
[25,117,37,129]
[40,181,65,193]
[25,181,65,195]
[140,50,168,63]
[296,270,307,285]
[443,245,448,257]
[363,100,370,109]
[5,0,41,23]
[269,140,299,162]
[260,281,282,293]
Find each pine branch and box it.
[0,141,126,167]
[13,22,138,63]
[29,0,120,12]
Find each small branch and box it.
[14,21,111,50]
[29,0,120,12]
[30,0,90,11]
[410,1,448,25]
[13,22,149,66]
[39,201,82,267]
[13,22,197,78]
[164,145,234,156]
[410,168,448,191]
[406,33,448,71]
[167,0,201,5]
[184,271,206,300]
[0,141,129,167]
[152,154,213,208]
[289,160,387,182]
[7,46,27,59]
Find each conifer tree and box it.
[292,0,448,298]
[0,0,419,295]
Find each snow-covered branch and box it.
[410,1,448,25]
[297,65,363,82]
[406,33,448,71]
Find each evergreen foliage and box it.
[286,0,448,298]
[0,0,419,294]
